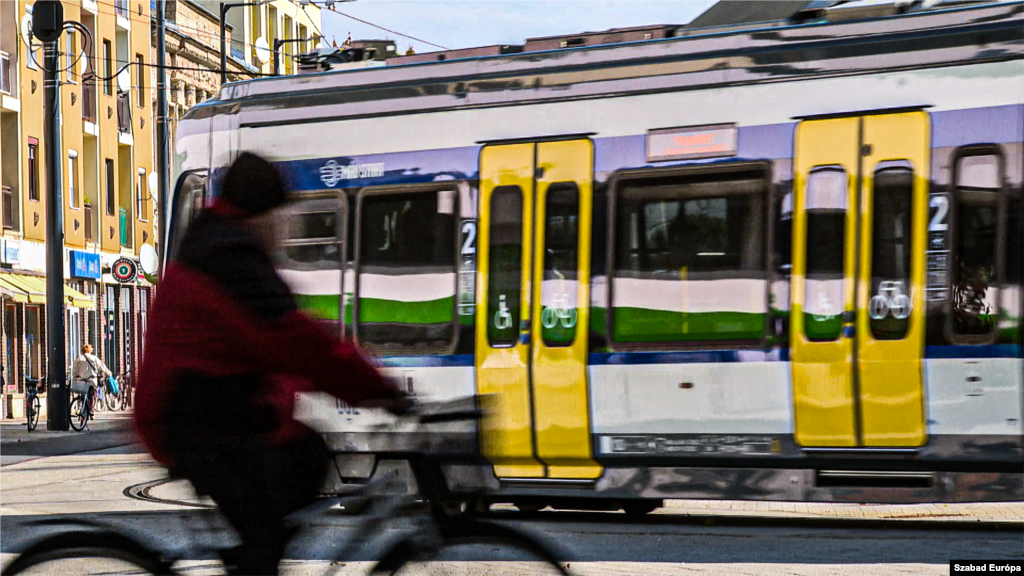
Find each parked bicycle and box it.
[1,396,572,575]
[23,376,41,432]
[115,372,133,411]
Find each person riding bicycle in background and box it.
[72,344,112,412]
[135,152,406,575]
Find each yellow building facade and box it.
[1,0,155,419]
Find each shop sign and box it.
[69,250,101,279]
[111,258,138,283]
[1,239,19,265]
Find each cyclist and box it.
[135,152,406,575]
[71,344,112,413]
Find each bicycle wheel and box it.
[370,518,571,576]
[26,396,40,432]
[94,390,106,413]
[105,387,118,411]
[1,530,173,575]
[69,396,88,432]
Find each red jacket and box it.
[135,203,395,468]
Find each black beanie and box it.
[221,152,287,217]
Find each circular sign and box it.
[139,244,158,277]
[255,37,271,65]
[111,258,138,283]
[117,68,131,93]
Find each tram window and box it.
[773,192,792,275]
[169,171,207,260]
[278,201,346,328]
[869,167,914,341]
[357,189,458,352]
[804,167,847,342]
[952,153,1001,337]
[487,186,524,347]
[541,183,579,347]
[1005,196,1023,342]
[612,169,767,344]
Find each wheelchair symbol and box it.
[494,294,514,330]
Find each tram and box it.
[167,1,1024,506]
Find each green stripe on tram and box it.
[295,294,342,321]
[359,296,456,324]
[296,295,457,325]
[612,308,765,342]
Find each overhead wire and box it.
[322,7,450,50]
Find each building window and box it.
[103,40,112,96]
[2,186,12,229]
[137,168,147,221]
[4,304,16,393]
[104,286,118,372]
[65,30,77,83]
[356,187,458,352]
[68,150,79,209]
[28,139,39,202]
[25,306,42,380]
[611,166,768,345]
[105,158,115,215]
[25,5,37,71]
[135,54,144,108]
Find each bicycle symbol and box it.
[494,294,514,330]
[542,292,577,329]
[869,280,911,321]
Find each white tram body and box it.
[168,2,1024,504]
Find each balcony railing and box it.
[0,51,12,96]
[2,186,13,230]
[114,0,128,18]
[119,208,128,247]
[82,81,96,122]
[117,93,131,134]
[85,203,94,241]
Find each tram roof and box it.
[188,0,1022,119]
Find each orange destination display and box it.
[646,123,738,162]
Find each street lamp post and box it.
[273,37,314,76]
[219,1,266,85]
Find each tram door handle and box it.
[841,310,856,338]
[520,319,531,345]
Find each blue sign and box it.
[1,240,18,265]
[70,250,101,279]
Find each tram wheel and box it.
[621,500,662,516]
[513,501,545,513]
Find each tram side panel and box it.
[919,106,1024,464]
[587,125,798,465]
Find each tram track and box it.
[123,477,215,509]
[121,478,1020,532]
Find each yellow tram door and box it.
[792,112,929,448]
[856,113,928,447]
[792,117,861,447]
[476,139,602,480]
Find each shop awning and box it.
[0,273,94,308]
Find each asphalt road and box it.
[1,451,1022,575]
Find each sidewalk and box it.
[657,499,1024,528]
[0,409,141,465]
